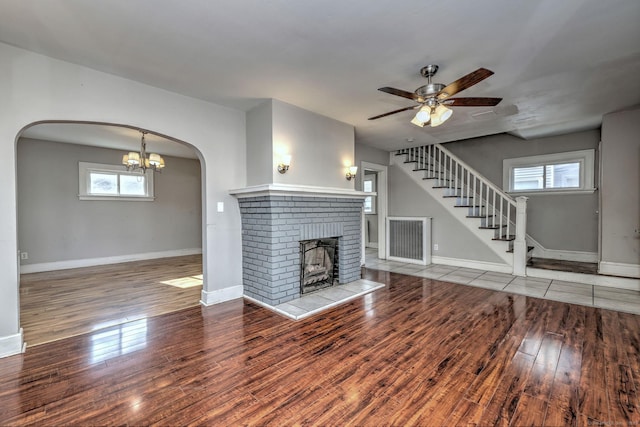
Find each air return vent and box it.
[386,217,431,265]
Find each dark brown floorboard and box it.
[529,257,598,274]
[1,268,638,426]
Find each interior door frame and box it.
[360,161,388,261]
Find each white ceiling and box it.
[3,0,640,152]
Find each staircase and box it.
[392,144,531,275]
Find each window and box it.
[79,162,155,201]
[503,149,596,194]
[363,174,377,214]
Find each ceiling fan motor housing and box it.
[415,83,446,100]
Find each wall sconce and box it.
[277,154,292,174]
[346,166,358,181]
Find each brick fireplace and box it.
[230,185,365,306]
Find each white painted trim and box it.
[527,267,640,291]
[200,285,244,306]
[386,216,431,265]
[229,183,369,199]
[361,161,388,261]
[79,161,155,201]
[526,234,598,262]
[20,248,202,274]
[507,189,596,196]
[503,149,595,193]
[0,328,24,359]
[598,261,640,279]
[431,256,513,274]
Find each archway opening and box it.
[16,121,206,347]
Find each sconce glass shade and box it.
[277,154,291,174]
[346,166,358,181]
[431,104,453,127]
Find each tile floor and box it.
[364,249,640,315]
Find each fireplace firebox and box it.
[300,238,339,294]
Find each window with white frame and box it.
[363,173,377,214]
[503,149,596,194]
[79,162,155,201]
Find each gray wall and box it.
[246,100,273,186]
[601,107,640,266]
[444,130,600,253]
[388,164,505,263]
[355,142,390,168]
[17,138,202,265]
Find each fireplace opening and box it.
[300,238,339,294]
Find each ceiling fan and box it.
[369,65,502,127]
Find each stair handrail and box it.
[398,144,529,276]
[433,143,516,208]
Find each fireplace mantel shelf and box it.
[229,184,370,199]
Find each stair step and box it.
[403,160,418,164]
[467,214,495,218]
[443,195,473,199]
[432,185,460,189]
[454,204,485,208]
[493,235,516,241]
[413,167,440,172]
[479,225,507,230]
[506,246,534,254]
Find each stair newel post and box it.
[513,196,529,276]
[448,155,453,190]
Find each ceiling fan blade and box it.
[378,87,419,101]
[442,97,502,107]
[437,68,495,99]
[368,105,418,120]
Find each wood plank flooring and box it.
[20,255,202,346]
[529,257,598,275]
[2,267,639,425]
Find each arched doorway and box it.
[16,121,206,346]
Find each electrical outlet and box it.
[20,252,28,260]
[433,244,439,251]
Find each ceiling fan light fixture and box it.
[410,116,427,127]
[431,104,453,127]
[415,106,431,123]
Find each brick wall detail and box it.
[238,195,362,305]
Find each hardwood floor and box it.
[2,267,639,425]
[20,255,203,346]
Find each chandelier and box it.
[122,131,165,173]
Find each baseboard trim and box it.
[20,248,203,274]
[526,235,597,263]
[366,243,379,249]
[200,285,244,306]
[598,261,640,279]
[431,256,512,274]
[0,328,24,359]
[535,249,598,263]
